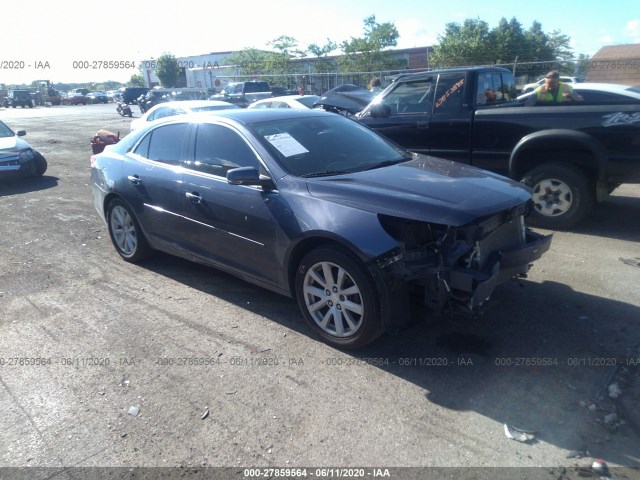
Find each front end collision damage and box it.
[371,202,552,323]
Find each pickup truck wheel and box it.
[523,163,594,229]
[295,246,383,349]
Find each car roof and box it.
[572,82,639,92]
[148,107,337,127]
[393,66,512,82]
[567,83,640,99]
[252,95,320,105]
[149,100,235,109]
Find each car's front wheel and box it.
[106,199,152,262]
[295,246,383,349]
[33,152,47,176]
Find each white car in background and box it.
[248,95,321,110]
[517,83,640,104]
[521,76,583,93]
[130,100,238,131]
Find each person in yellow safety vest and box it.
[526,70,583,105]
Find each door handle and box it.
[185,192,202,204]
[417,121,429,130]
[127,175,141,185]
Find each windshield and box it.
[296,96,320,108]
[249,115,411,177]
[0,121,15,138]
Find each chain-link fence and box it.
[185,57,640,96]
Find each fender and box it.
[509,129,608,182]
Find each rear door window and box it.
[133,123,190,165]
[434,73,465,114]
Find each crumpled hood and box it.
[0,136,30,157]
[313,84,373,114]
[305,155,532,226]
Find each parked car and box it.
[87,91,109,104]
[117,87,150,105]
[91,109,551,349]
[61,93,88,105]
[130,100,239,131]
[248,95,321,110]
[106,90,120,102]
[0,120,47,177]
[137,90,170,113]
[518,82,640,104]
[71,88,90,96]
[208,81,273,107]
[521,76,582,93]
[7,89,34,108]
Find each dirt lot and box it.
[1,103,639,479]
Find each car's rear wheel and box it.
[295,246,383,349]
[107,199,152,262]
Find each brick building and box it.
[585,43,640,85]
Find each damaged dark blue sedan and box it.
[91,109,551,348]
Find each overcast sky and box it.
[3,0,639,84]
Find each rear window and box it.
[244,82,270,93]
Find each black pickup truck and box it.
[316,67,640,229]
[209,81,273,108]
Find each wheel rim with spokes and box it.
[302,261,364,338]
[110,206,138,256]
[531,178,573,217]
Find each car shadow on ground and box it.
[0,175,59,197]
[139,253,640,467]
[567,193,640,241]
[356,279,640,468]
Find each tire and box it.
[295,246,383,349]
[33,152,47,176]
[522,162,595,229]
[106,199,152,262]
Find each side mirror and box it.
[369,103,391,118]
[226,167,275,189]
[17,130,26,137]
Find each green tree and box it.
[337,15,401,77]
[155,53,180,87]
[308,39,338,73]
[266,35,306,73]
[224,48,269,77]
[575,53,590,78]
[521,21,555,76]
[431,18,493,67]
[548,29,575,74]
[264,35,307,87]
[128,73,145,87]
[489,17,526,64]
[431,17,573,78]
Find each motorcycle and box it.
[116,101,132,117]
